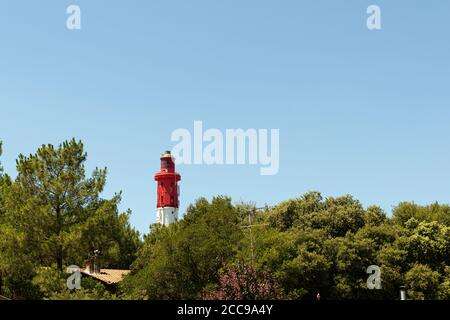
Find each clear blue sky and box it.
[1,1,449,235]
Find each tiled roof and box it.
[81,268,130,285]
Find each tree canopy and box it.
[0,139,141,299]
[122,192,450,300]
[0,139,449,300]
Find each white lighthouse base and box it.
[156,207,179,226]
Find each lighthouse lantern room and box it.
[154,151,181,226]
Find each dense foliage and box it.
[122,192,450,300]
[1,139,449,300]
[0,139,141,299]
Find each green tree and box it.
[364,206,387,226]
[376,245,408,300]
[121,196,243,299]
[405,264,440,300]
[267,191,323,231]
[3,139,140,270]
[311,195,365,238]
[0,218,41,299]
[267,192,365,238]
[0,139,140,299]
[402,220,450,269]
[439,266,450,300]
[394,202,450,227]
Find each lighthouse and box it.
[154,151,181,226]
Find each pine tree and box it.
[1,139,140,274]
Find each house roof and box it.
[80,268,130,285]
[0,295,11,300]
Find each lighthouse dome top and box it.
[162,151,172,158]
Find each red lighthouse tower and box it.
[154,151,181,226]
